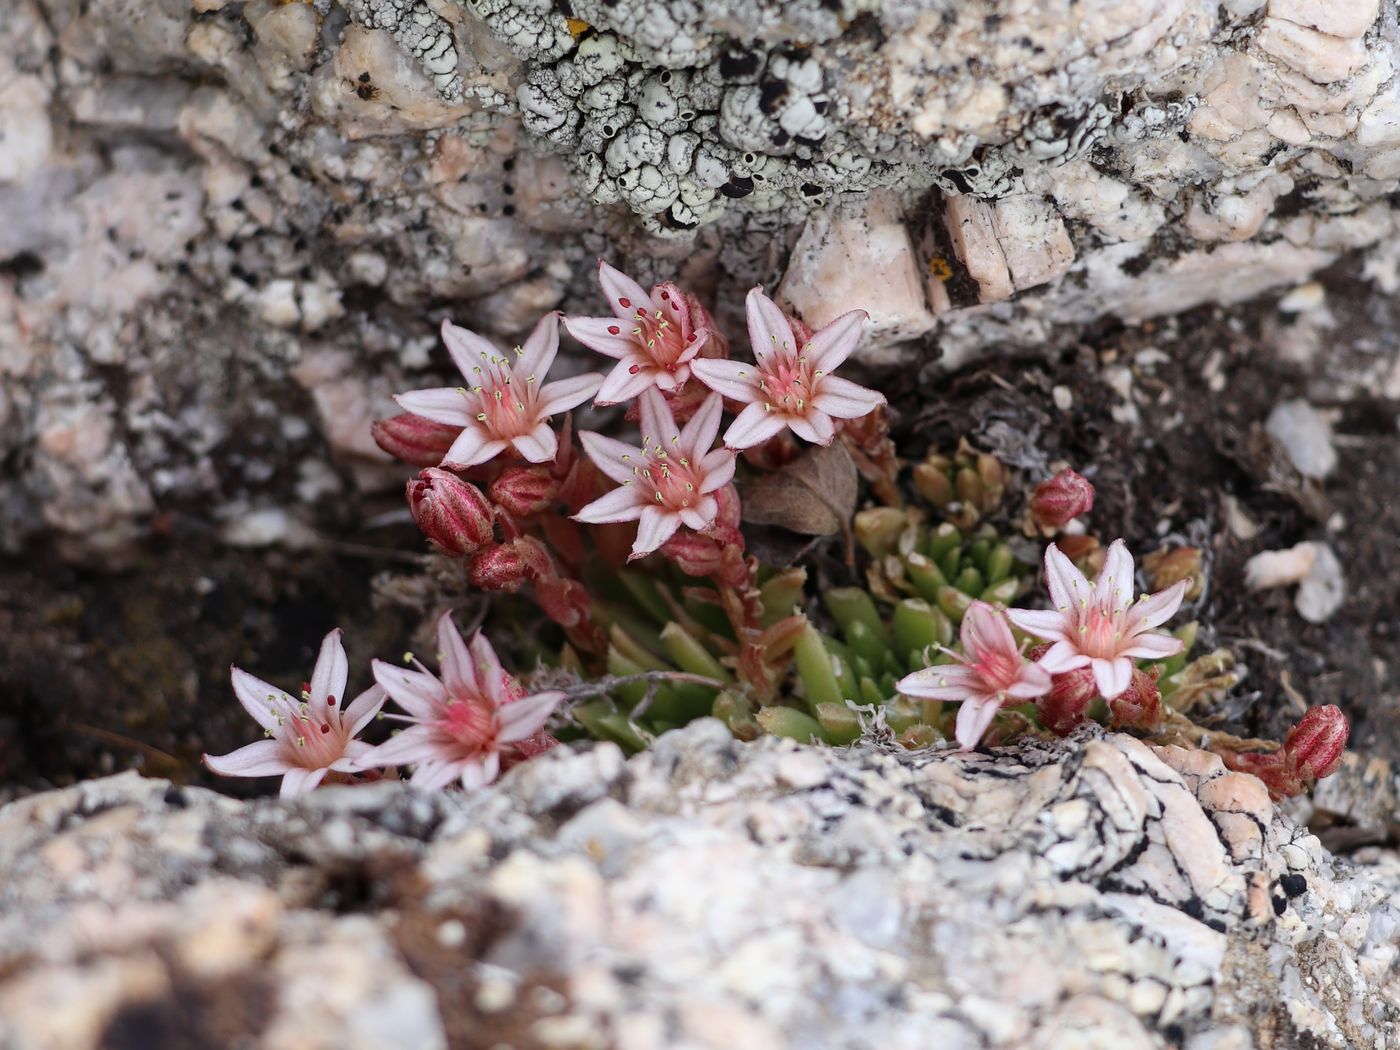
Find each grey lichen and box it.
[426,0,1202,235]
[440,0,929,233]
[344,0,467,100]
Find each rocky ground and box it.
[1,721,1397,1050]
[5,1,1400,1045]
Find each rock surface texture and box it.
[5,0,1400,557]
[1,721,1396,1050]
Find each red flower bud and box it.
[490,465,558,518]
[468,536,553,592]
[1037,665,1098,736]
[407,468,494,556]
[501,730,558,772]
[1223,705,1349,800]
[660,530,728,578]
[1107,666,1162,731]
[1031,469,1095,530]
[1284,704,1348,781]
[373,412,463,467]
[535,575,591,628]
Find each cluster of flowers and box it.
[375,261,883,577]
[204,614,562,797]
[896,537,1191,749]
[203,263,1349,799]
[209,262,889,794]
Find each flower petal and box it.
[1035,640,1092,674]
[511,423,558,464]
[745,286,796,367]
[564,315,642,360]
[343,684,387,737]
[595,360,657,405]
[631,505,681,559]
[440,319,501,381]
[955,696,1002,751]
[1118,632,1184,661]
[411,758,467,793]
[231,667,295,731]
[1125,579,1189,631]
[1005,608,1072,643]
[539,372,603,417]
[678,503,715,530]
[698,448,736,493]
[1092,657,1133,699]
[896,664,984,701]
[371,659,447,720]
[788,409,836,446]
[456,754,496,791]
[598,260,657,319]
[811,374,885,418]
[1005,664,1053,699]
[638,387,680,450]
[518,311,560,378]
[579,431,645,485]
[331,740,374,771]
[468,632,507,706]
[498,691,563,742]
[1095,539,1137,614]
[309,629,349,712]
[203,740,294,778]
[803,309,867,372]
[1044,543,1092,614]
[960,601,1016,662]
[357,725,442,769]
[394,388,473,428]
[442,425,508,469]
[681,392,724,456]
[724,402,787,449]
[574,484,645,525]
[280,767,327,797]
[689,358,761,402]
[674,325,708,365]
[436,612,476,698]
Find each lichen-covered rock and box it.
[1,722,1395,1049]
[8,0,1400,556]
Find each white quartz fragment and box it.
[1267,399,1338,479]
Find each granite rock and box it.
[0,722,1395,1049]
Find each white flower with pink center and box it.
[394,312,602,469]
[574,388,737,560]
[1008,539,1188,700]
[564,260,718,405]
[896,601,1052,750]
[204,630,387,798]
[357,613,563,792]
[690,287,886,448]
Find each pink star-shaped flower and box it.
[204,630,387,797]
[896,601,1052,750]
[564,260,720,405]
[690,287,885,449]
[357,613,564,791]
[1008,539,1188,700]
[574,388,736,560]
[394,312,602,469]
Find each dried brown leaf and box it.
[738,441,859,536]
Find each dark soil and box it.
[3,259,1397,839]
